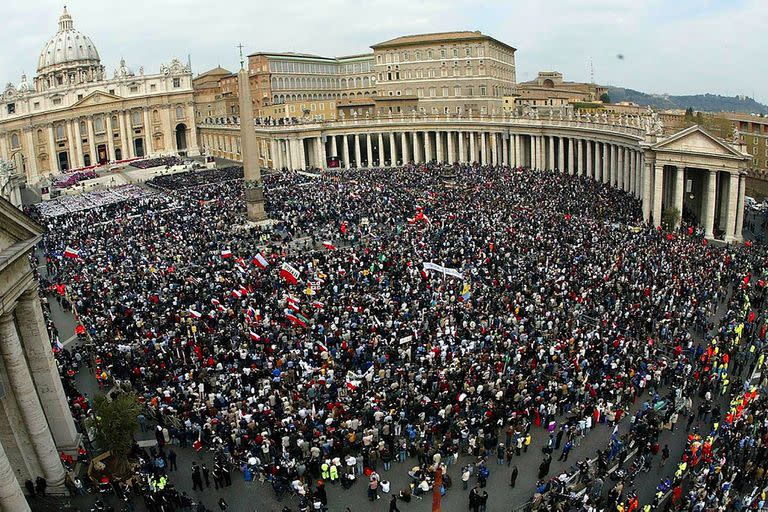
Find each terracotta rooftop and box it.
[371,31,515,51]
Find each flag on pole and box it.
[189,309,202,318]
[253,253,268,269]
[235,257,246,268]
[280,263,300,285]
[221,249,233,259]
[249,330,261,342]
[323,241,337,250]
[231,289,242,298]
[285,310,308,328]
[316,341,328,353]
[246,306,257,319]
[64,246,80,259]
[238,285,249,296]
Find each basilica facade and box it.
[0,7,198,186]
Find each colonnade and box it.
[269,131,646,199]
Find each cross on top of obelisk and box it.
[237,43,245,70]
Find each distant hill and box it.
[606,87,768,115]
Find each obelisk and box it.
[237,64,266,222]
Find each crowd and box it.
[130,156,184,170]
[31,162,768,512]
[33,184,154,218]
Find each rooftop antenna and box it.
[237,43,245,70]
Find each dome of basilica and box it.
[36,6,101,75]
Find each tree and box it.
[599,92,611,104]
[684,107,694,121]
[91,393,142,476]
[661,207,681,231]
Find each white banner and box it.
[422,262,463,280]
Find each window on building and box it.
[467,86,473,97]
[130,86,138,93]
[10,133,20,149]
[150,84,156,91]
[33,102,40,110]
[453,48,458,57]
[454,85,461,96]
[53,98,62,106]
[94,116,104,132]
[442,87,448,97]
[56,124,65,140]
[111,116,118,130]
[465,47,471,57]
[173,78,181,88]
[440,49,446,58]
[415,51,421,60]
[6,103,15,114]
[427,50,433,59]
[131,110,142,126]
[176,106,184,120]
[429,87,436,97]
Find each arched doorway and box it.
[175,123,188,155]
[10,152,26,176]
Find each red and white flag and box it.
[316,341,328,353]
[64,246,80,259]
[221,249,233,259]
[249,330,261,342]
[280,263,300,285]
[312,300,325,310]
[231,289,242,298]
[235,257,246,268]
[238,285,249,296]
[253,253,268,269]
[323,241,336,250]
[189,309,202,319]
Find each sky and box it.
[1,0,766,103]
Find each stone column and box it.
[547,136,554,171]
[567,138,574,174]
[735,173,746,242]
[320,137,328,170]
[672,166,684,227]
[314,137,324,170]
[23,130,39,182]
[616,147,624,190]
[703,170,716,239]
[490,133,498,166]
[378,133,385,166]
[16,290,80,454]
[401,131,410,164]
[106,114,116,162]
[509,134,515,167]
[724,172,740,242]
[143,110,153,155]
[367,133,374,167]
[65,121,78,169]
[586,140,593,179]
[342,135,350,169]
[576,139,583,175]
[653,163,664,227]
[458,132,465,164]
[300,139,307,169]
[124,112,135,158]
[0,440,30,512]
[502,134,508,166]
[480,132,488,165]
[389,132,398,166]
[411,132,419,164]
[331,134,338,158]
[514,134,522,168]
[600,143,607,184]
[436,132,444,163]
[627,151,635,196]
[527,136,534,169]
[85,118,98,164]
[73,120,85,167]
[447,131,455,164]
[353,134,361,167]
[0,311,66,493]
[607,145,615,185]
[424,132,431,162]
[539,136,546,170]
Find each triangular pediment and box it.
[652,125,747,159]
[72,90,123,108]
[0,196,42,254]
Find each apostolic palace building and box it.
[0,7,198,186]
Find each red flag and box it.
[285,310,308,328]
[220,249,232,259]
[280,263,300,285]
[249,330,261,342]
[340,222,348,235]
[64,246,80,259]
[323,241,336,250]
